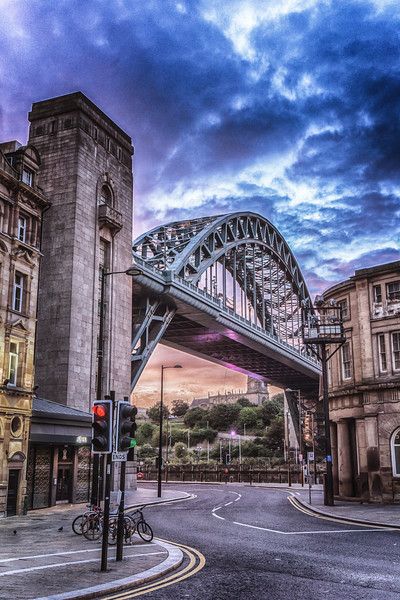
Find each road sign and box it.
[307,451,314,461]
[112,452,128,462]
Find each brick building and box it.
[324,261,400,501]
[191,376,269,408]
[0,142,49,516]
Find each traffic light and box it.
[92,400,112,453]
[116,401,138,452]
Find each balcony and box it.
[98,203,123,233]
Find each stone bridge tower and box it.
[28,92,133,412]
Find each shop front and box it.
[27,397,92,510]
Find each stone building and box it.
[191,376,269,408]
[25,92,134,508]
[0,141,49,516]
[324,261,400,501]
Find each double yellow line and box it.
[102,539,206,599]
[288,496,396,530]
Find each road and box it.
[135,483,400,600]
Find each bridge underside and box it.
[162,313,318,398]
[131,273,320,400]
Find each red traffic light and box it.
[93,405,106,418]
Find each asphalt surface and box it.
[136,483,400,600]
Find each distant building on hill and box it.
[191,376,269,408]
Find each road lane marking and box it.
[103,540,206,599]
[288,496,399,530]
[212,513,225,520]
[224,502,233,506]
[0,551,168,577]
[0,544,152,564]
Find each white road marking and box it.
[212,513,225,521]
[0,544,151,564]
[0,551,168,577]
[224,502,233,507]
[234,494,241,501]
[232,520,396,536]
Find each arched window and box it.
[99,185,113,206]
[391,428,400,476]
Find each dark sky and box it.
[1,0,399,295]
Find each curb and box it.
[34,539,184,600]
[125,491,194,511]
[292,496,400,530]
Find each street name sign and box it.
[112,452,128,462]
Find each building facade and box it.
[25,92,134,508]
[0,142,49,516]
[191,376,269,408]
[324,261,400,501]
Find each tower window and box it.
[99,185,113,206]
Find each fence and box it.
[138,464,323,485]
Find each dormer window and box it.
[22,168,33,186]
[99,185,113,206]
[18,216,27,242]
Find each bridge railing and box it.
[132,256,319,366]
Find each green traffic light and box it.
[130,439,137,448]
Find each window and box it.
[18,216,27,242]
[8,342,19,386]
[338,298,348,319]
[341,342,352,380]
[13,272,25,312]
[387,281,400,302]
[378,334,387,372]
[99,185,112,206]
[373,285,382,303]
[392,332,400,370]
[22,168,33,186]
[391,429,400,476]
[50,120,57,133]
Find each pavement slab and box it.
[0,487,189,600]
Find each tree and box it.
[138,443,157,459]
[238,407,259,429]
[264,416,284,454]
[136,422,155,444]
[236,397,253,408]
[183,407,208,428]
[174,442,188,460]
[259,395,283,426]
[171,399,190,417]
[208,403,241,431]
[147,402,170,423]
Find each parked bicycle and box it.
[72,505,103,540]
[108,507,153,545]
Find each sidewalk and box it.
[249,482,400,528]
[0,487,190,600]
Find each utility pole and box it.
[302,297,346,506]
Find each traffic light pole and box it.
[100,390,115,572]
[116,459,126,561]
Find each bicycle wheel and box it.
[83,515,102,541]
[72,514,86,535]
[137,520,153,542]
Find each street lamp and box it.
[91,265,142,507]
[157,364,182,497]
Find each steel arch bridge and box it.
[131,212,320,399]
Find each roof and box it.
[32,396,92,422]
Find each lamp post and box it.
[91,265,142,508]
[158,364,182,497]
